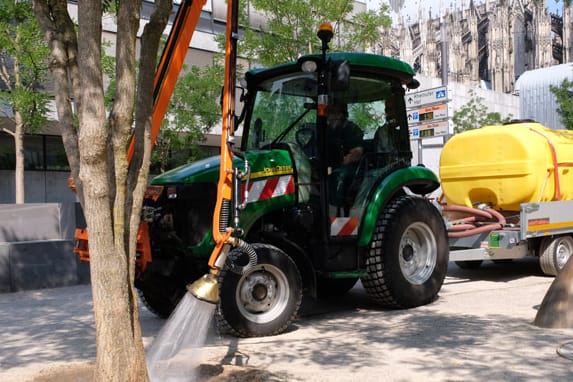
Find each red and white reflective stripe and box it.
[330,217,359,236]
[245,175,295,203]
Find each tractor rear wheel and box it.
[217,243,303,337]
[136,275,186,318]
[362,196,449,308]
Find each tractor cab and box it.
[240,52,420,271]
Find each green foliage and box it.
[452,89,512,133]
[350,103,377,134]
[102,39,117,107]
[0,0,50,132]
[154,1,393,172]
[230,0,392,67]
[151,64,224,172]
[550,78,573,130]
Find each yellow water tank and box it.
[439,122,573,211]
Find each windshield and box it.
[247,73,317,150]
[245,70,405,153]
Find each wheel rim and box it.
[235,264,290,324]
[555,237,573,270]
[398,222,437,285]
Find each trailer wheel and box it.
[539,235,573,276]
[217,243,303,337]
[362,196,449,308]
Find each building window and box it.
[0,133,69,171]
[0,133,15,169]
[46,135,69,171]
[25,135,44,170]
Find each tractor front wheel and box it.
[362,196,449,308]
[217,243,303,337]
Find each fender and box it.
[358,166,440,247]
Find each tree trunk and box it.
[33,0,84,206]
[76,2,149,380]
[34,0,171,379]
[13,26,25,204]
[14,113,25,204]
[534,257,573,328]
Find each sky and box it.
[366,0,563,24]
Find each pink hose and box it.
[443,204,505,238]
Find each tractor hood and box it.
[151,149,296,185]
[151,155,222,184]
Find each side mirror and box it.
[407,78,420,90]
[331,60,350,91]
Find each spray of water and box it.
[146,293,216,382]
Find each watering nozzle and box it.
[187,268,220,304]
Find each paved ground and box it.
[2,258,573,381]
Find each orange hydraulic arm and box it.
[206,0,239,270]
[76,0,207,274]
[127,0,207,161]
[188,0,255,304]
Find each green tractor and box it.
[137,33,449,337]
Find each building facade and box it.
[379,0,572,93]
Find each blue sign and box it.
[436,89,446,99]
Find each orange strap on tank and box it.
[529,128,562,201]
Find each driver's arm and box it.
[342,146,364,165]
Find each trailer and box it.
[439,120,573,275]
[446,200,573,275]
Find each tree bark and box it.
[34,0,171,379]
[13,26,25,204]
[534,258,573,328]
[33,0,84,206]
[14,113,24,204]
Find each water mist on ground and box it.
[146,293,216,382]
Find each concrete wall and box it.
[0,170,78,204]
[0,203,89,293]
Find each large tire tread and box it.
[362,195,448,309]
[216,243,303,338]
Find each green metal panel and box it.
[239,149,297,233]
[357,167,440,247]
[151,149,298,250]
[150,155,221,184]
[248,52,415,79]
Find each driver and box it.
[327,102,364,170]
[327,101,364,211]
